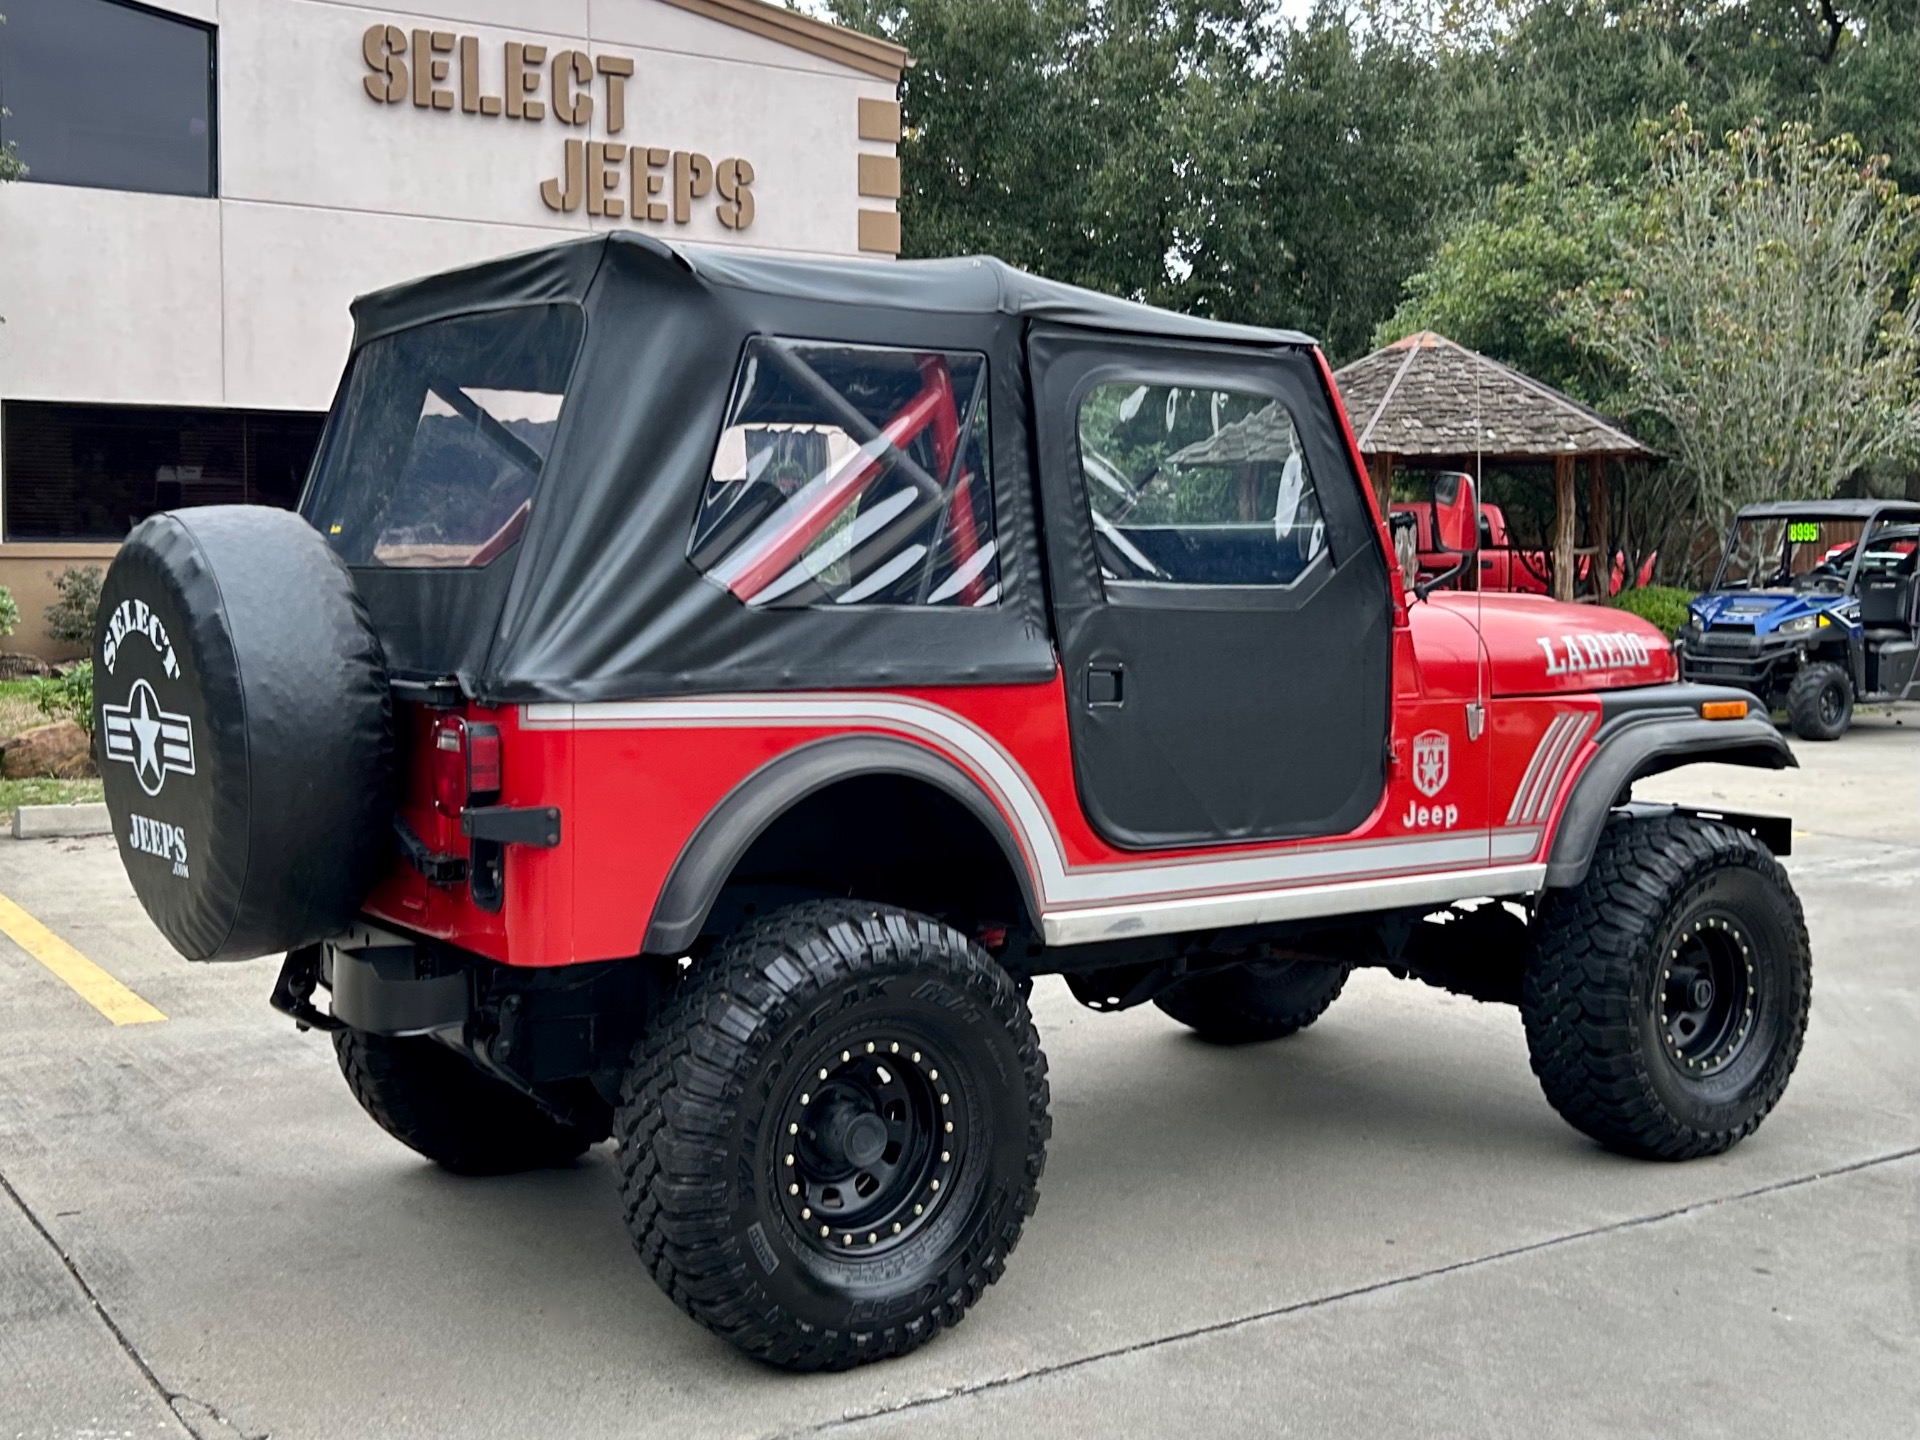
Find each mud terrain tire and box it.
[1786,661,1851,741]
[1521,813,1810,1160]
[334,1029,597,1174]
[615,900,1050,1370]
[1155,960,1350,1043]
[94,506,392,960]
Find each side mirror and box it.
[1432,472,1480,555]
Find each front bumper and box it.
[1677,630,1804,695]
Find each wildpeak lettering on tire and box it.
[98,233,1808,1371]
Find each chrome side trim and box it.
[1042,864,1550,945]
[530,695,1552,939]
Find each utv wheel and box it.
[615,900,1050,1371]
[1154,960,1350,1044]
[1786,661,1851,740]
[334,1029,597,1175]
[1521,813,1810,1160]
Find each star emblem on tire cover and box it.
[102,678,196,796]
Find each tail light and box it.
[430,717,503,815]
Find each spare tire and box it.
[94,506,393,961]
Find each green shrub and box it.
[1610,584,1694,638]
[0,585,17,638]
[30,661,94,734]
[44,565,104,646]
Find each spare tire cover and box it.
[95,506,394,961]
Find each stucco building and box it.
[0,0,906,655]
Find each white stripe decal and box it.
[527,695,1550,936]
[1506,714,1569,825]
[1529,713,1595,824]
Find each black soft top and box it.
[1734,499,1920,522]
[351,232,1315,349]
[323,234,1344,704]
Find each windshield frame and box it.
[298,301,588,570]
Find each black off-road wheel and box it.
[615,901,1050,1371]
[1154,959,1350,1044]
[1521,813,1810,1160]
[1787,660,1852,740]
[334,1029,598,1175]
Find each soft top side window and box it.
[690,340,998,609]
[1075,382,1327,587]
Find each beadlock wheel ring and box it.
[1655,913,1759,1079]
[771,1032,966,1257]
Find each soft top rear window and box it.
[305,305,584,568]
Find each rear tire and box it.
[614,900,1050,1370]
[1520,813,1810,1160]
[1787,660,1851,740]
[1154,959,1349,1044]
[334,1029,597,1175]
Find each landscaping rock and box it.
[1,719,92,779]
[0,652,53,679]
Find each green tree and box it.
[1378,144,1632,403]
[1575,115,1920,530]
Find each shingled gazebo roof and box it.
[1167,403,1299,465]
[1334,332,1649,460]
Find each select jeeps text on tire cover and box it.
[97,235,1810,1372]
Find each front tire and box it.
[1154,959,1349,1044]
[334,1029,598,1175]
[1521,814,1810,1160]
[1787,660,1852,740]
[615,901,1050,1370]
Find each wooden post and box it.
[1588,454,1608,599]
[1365,452,1395,513]
[1552,454,1576,603]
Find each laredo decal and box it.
[100,599,180,678]
[1538,631,1657,677]
[103,679,196,796]
[128,813,190,878]
[1411,729,1450,798]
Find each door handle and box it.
[1086,664,1124,708]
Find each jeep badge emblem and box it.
[1412,729,1450,798]
[102,678,197,796]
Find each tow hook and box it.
[269,944,343,1033]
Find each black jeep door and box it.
[1028,328,1393,848]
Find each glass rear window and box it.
[305,305,584,569]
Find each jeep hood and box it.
[1430,592,1676,697]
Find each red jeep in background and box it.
[1393,487,1655,594]
[96,236,1807,1372]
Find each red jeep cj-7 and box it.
[96,235,1807,1371]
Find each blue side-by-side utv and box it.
[1679,499,1920,740]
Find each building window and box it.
[0,0,216,198]
[1076,382,1327,587]
[691,340,998,608]
[2,403,323,542]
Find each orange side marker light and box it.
[1701,700,1748,721]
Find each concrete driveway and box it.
[3,717,1916,1440]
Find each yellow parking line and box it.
[0,892,166,1026]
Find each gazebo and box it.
[1334,332,1651,602]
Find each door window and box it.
[1076,383,1326,587]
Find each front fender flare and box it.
[641,734,1043,955]
[1545,693,1795,889]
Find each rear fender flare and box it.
[641,735,1042,955]
[1545,709,1794,889]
